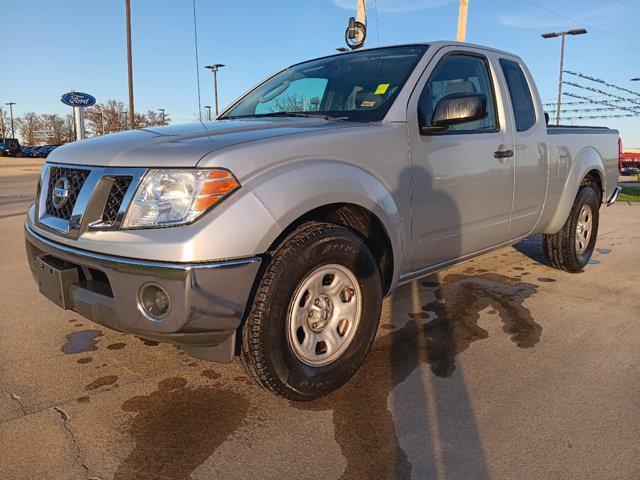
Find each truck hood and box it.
[47,118,360,168]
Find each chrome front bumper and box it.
[25,224,261,362]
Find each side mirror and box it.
[419,93,488,135]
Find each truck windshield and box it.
[221,45,428,122]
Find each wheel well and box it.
[583,169,603,204]
[267,203,395,295]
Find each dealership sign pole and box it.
[61,91,96,141]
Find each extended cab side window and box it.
[499,59,536,131]
[418,53,498,133]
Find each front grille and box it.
[45,167,90,220]
[102,176,133,224]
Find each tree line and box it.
[0,99,171,146]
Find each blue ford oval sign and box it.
[61,92,96,108]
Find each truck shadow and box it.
[294,272,540,479]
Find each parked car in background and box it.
[0,138,21,157]
[20,146,34,158]
[25,42,621,400]
[21,145,61,158]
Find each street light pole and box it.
[205,64,225,116]
[158,108,165,124]
[204,105,212,121]
[125,0,135,129]
[5,102,16,138]
[541,28,587,125]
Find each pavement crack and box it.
[1,388,27,416]
[54,406,100,480]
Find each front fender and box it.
[543,147,605,234]
[246,159,405,288]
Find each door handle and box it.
[494,148,514,159]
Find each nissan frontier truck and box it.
[25,42,621,400]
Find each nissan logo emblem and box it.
[51,177,70,209]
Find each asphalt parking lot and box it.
[1,158,639,480]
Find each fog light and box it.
[138,283,171,322]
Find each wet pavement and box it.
[1,160,640,479]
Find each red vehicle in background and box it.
[621,148,640,171]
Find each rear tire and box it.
[543,181,600,272]
[240,222,382,401]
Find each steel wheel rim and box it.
[287,264,362,367]
[575,204,593,254]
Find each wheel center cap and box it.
[308,294,334,332]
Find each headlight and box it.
[122,168,239,229]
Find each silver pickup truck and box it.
[25,42,621,400]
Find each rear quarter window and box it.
[499,59,536,132]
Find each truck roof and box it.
[291,41,521,68]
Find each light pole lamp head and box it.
[632,78,640,82]
[567,28,587,36]
[541,32,560,38]
[205,64,225,72]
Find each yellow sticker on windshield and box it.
[374,83,390,95]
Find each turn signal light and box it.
[193,170,240,212]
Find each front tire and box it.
[543,182,600,272]
[240,222,382,401]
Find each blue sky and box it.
[2,0,639,145]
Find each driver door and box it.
[408,50,515,271]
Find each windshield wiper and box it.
[224,111,348,121]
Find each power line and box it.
[192,0,202,122]
[522,0,640,47]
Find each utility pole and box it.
[158,108,165,124]
[457,0,469,42]
[204,105,212,121]
[356,0,366,47]
[5,102,16,138]
[204,64,225,115]
[125,0,135,129]
[541,28,587,125]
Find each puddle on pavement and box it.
[114,377,249,480]
[588,259,600,265]
[61,330,102,354]
[295,271,540,479]
[596,248,611,254]
[85,375,118,391]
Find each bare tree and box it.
[40,114,67,144]
[84,99,129,135]
[139,109,170,127]
[0,107,10,138]
[63,114,75,143]
[17,112,44,146]
[84,100,171,136]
